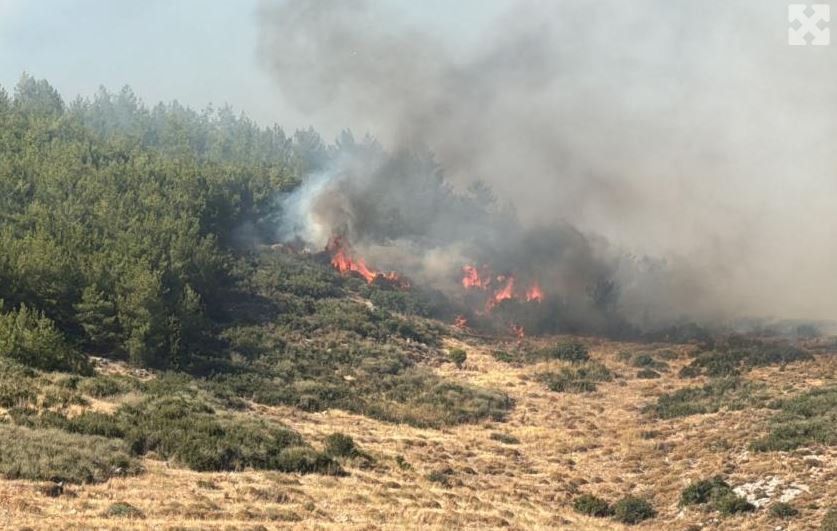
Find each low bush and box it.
[78,375,138,398]
[427,467,454,487]
[680,341,813,379]
[636,369,660,379]
[822,508,837,530]
[770,502,799,519]
[680,476,733,506]
[274,446,344,475]
[66,411,125,438]
[360,370,513,428]
[489,432,520,445]
[117,395,341,474]
[103,502,144,519]
[0,377,37,408]
[449,348,467,368]
[532,342,589,363]
[0,424,139,483]
[646,378,767,419]
[750,386,837,451]
[536,361,612,394]
[630,354,668,371]
[324,432,359,458]
[715,492,755,516]
[573,494,612,517]
[612,496,656,525]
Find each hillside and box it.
[0,328,835,529]
[0,76,835,530]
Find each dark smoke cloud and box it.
[258,0,837,326]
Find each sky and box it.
[0,0,510,134]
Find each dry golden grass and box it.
[0,336,834,530]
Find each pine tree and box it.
[75,286,122,354]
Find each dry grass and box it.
[0,336,834,530]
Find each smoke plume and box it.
[258,0,837,328]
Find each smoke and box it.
[258,0,837,326]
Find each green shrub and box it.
[395,454,412,471]
[534,342,589,363]
[275,446,343,475]
[680,476,733,506]
[78,375,136,398]
[631,354,667,370]
[39,386,88,408]
[612,496,656,524]
[770,502,799,519]
[489,432,520,445]
[449,348,467,368]
[103,502,144,519]
[0,304,92,374]
[751,386,837,451]
[0,424,139,483]
[492,351,514,363]
[636,369,660,379]
[0,378,37,408]
[66,411,124,438]
[573,494,612,517]
[324,432,359,458]
[537,361,612,394]
[822,508,837,530]
[117,395,341,474]
[680,342,812,379]
[715,492,755,516]
[647,378,767,419]
[427,467,454,487]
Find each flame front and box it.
[454,315,469,329]
[462,263,546,312]
[488,275,515,310]
[525,281,544,302]
[462,265,490,289]
[327,235,408,286]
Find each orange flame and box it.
[327,235,408,286]
[462,265,490,289]
[525,281,544,302]
[487,275,515,310]
[494,275,515,300]
[453,315,469,329]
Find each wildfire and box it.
[462,265,490,289]
[525,281,544,302]
[453,315,469,329]
[462,264,545,311]
[327,235,408,287]
[488,275,515,310]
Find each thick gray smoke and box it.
[258,0,837,327]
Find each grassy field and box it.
[0,334,834,530]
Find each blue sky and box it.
[0,0,509,132]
